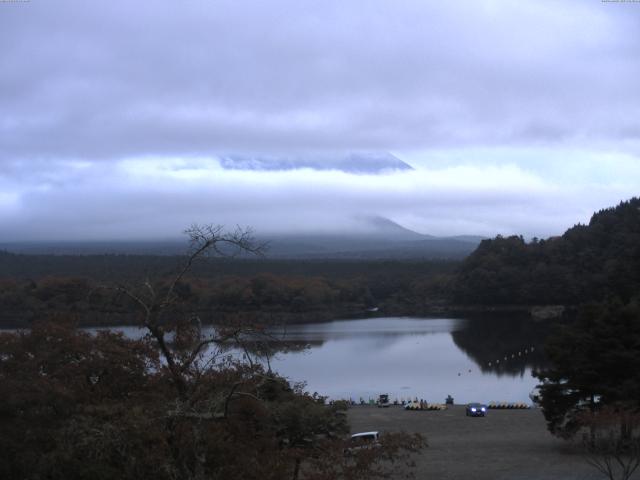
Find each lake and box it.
[260,316,548,405]
[79,315,549,405]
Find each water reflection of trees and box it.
[218,338,324,357]
[451,316,551,377]
[219,316,555,378]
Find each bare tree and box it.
[105,225,276,478]
[114,224,267,397]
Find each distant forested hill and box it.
[0,253,458,327]
[453,197,640,306]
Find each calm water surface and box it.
[262,317,547,404]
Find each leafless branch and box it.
[178,329,241,374]
[103,225,267,400]
[161,224,266,310]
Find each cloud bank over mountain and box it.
[1,0,639,241]
[1,154,638,242]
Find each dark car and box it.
[465,403,487,417]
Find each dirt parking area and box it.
[348,405,605,480]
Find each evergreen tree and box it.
[535,300,640,438]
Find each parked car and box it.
[347,431,381,452]
[465,403,487,417]
[377,394,390,408]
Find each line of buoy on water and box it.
[487,346,537,368]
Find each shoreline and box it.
[0,303,570,329]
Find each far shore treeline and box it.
[0,197,638,328]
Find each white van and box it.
[347,431,381,452]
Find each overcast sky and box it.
[1,0,639,241]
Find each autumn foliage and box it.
[0,321,424,479]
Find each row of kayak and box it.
[401,401,532,410]
[488,402,531,409]
[404,402,448,410]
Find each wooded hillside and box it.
[453,197,640,306]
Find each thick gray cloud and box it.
[1,0,639,241]
[2,0,640,160]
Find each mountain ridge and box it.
[0,215,484,260]
[217,151,413,174]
